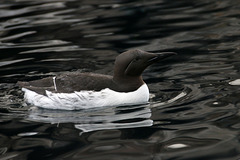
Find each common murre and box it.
[18,49,176,110]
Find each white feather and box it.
[22,84,149,110]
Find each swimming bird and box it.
[18,49,176,110]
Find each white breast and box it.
[22,84,149,110]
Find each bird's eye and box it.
[134,56,140,61]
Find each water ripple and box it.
[1,0,240,159]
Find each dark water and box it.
[1,0,240,159]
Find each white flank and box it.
[22,84,149,110]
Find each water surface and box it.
[1,0,240,159]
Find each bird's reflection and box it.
[28,105,153,133]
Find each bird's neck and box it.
[112,75,145,92]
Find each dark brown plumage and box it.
[18,49,176,95]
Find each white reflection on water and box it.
[229,79,240,85]
[28,105,153,133]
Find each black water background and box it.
[1,0,240,159]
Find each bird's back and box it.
[17,72,114,95]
